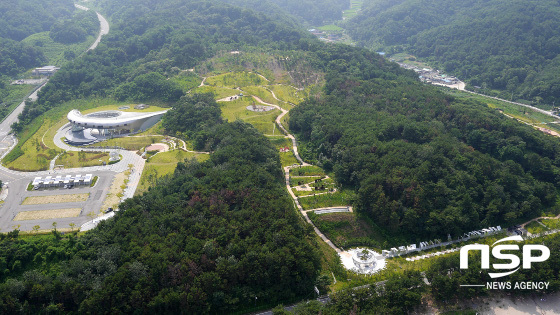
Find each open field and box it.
[298,190,354,210]
[268,85,304,104]
[242,86,280,105]
[14,208,82,221]
[195,51,301,84]
[280,151,298,167]
[308,212,385,249]
[22,193,89,205]
[170,71,202,91]
[290,165,325,176]
[219,98,280,134]
[317,24,344,31]
[22,32,95,66]
[5,120,59,171]
[136,150,210,194]
[206,72,268,88]
[191,86,240,99]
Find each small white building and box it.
[84,174,93,185]
[32,66,60,76]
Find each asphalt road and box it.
[0,171,115,232]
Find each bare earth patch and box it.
[14,208,82,221]
[22,193,89,205]
[100,171,128,212]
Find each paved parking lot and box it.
[0,171,115,232]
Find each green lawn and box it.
[21,32,95,67]
[205,72,268,88]
[136,150,210,194]
[280,151,298,167]
[4,98,132,171]
[317,25,344,31]
[298,190,354,210]
[242,86,280,105]
[56,151,111,168]
[89,136,164,151]
[308,212,386,249]
[219,98,280,134]
[191,86,240,99]
[290,176,322,186]
[292,177,335,197]
[290,165,325,176]
[268,85,304,105]
[4,120,59,171]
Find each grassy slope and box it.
[22,32,96,67]
[136,150,210,194]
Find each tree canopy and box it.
[345,0,560,104]
[290,45,560,241]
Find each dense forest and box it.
[49,10,99,44]
[2,0,560,312]
[221,0,349,26]
[0,104,321,312]
[345,0,560,104]
[0,0,74,41]
[0,38,45,76]
[290,47,560,240]
[0,0,76,76]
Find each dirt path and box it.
[520,214,560,229]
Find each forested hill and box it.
[0,0,74,41]
[0,119,321,313]
[0,0,75,76]
[290,48,560,241]
[221,0,349,25]
[14,0,310,131]
[345,0,560,104]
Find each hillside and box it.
[290,48,560,242]
[222,0,349,25]
[1,0,560,312]
[345,0,560,104]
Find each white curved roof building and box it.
[65,108,169,145]
[68,109,168,131]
